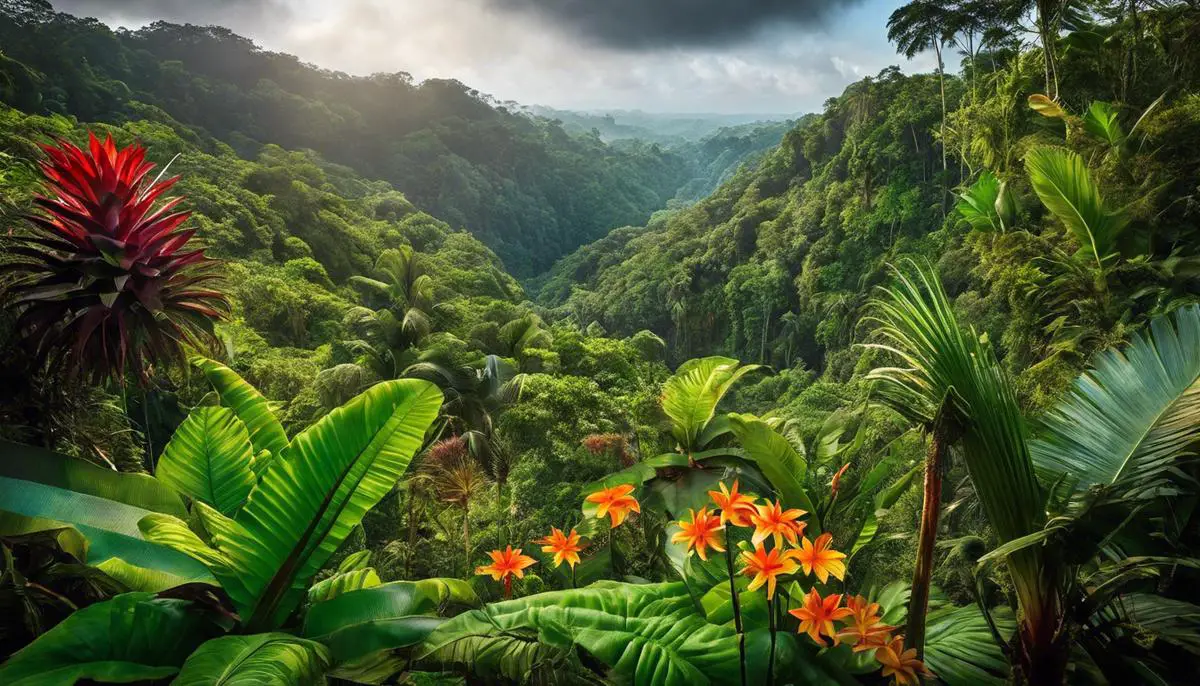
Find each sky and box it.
[54,0,934,115]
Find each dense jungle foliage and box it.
[1,0,1199,684]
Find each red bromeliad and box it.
[2,133,227,384]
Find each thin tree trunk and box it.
[405,487,417,578]
[725,539,747,686]
[463,501,471,578]
[906,405,959,659]
[936,42,948,215]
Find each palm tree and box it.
[349,246,436,347]
[423,435,490,577]
[888,0,955,195]
[867,261,1200,684]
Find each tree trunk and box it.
[906,405,958,659]
[463,501,471,578]
[936,42,948,215]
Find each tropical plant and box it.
[0,357,469,683]
[955,170,1021,232]
[0,134,228,384]
[867,260,1200,684]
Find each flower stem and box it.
[724,532,746,686]
[571,564,577,589]
[768,592,778,686]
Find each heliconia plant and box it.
[1,133,228,383]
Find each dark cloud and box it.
[485,0,867,49]
[52,0,289,29]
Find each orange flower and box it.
[837,595,895,652]
[794,532,847,583]
[749,500,807,548]
[475,546,537,597]
[671,507,725,561]
[708,480,758,527]
[585,483,641,527]
[788,587,854,646]
[537,527,584,569]
[740,544,800,599]
[830,462,851,497]
[875,635,930,685]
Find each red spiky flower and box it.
[2,133,227,384]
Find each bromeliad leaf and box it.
[157,406,257,515]
[173,633,331,686]
[192,356,289,457]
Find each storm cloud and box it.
[52,0,290,29]
[486,0,868,49]
[44,0,922,114]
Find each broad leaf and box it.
[728,414,820,529]
[0,441,211,582]
[304,579,477,665]
[172,379,443,630]
[1082,101,1124,148]
[157,406,257,515]
[418,581,778,686]
[192,356,289,457]
[1031,304,1200,495]
[173,633,330,686]
[0,592,218,685]
[306,568,381,604]
[1025,147,1129,266]
[1028,94,1068,119]
[956,171,1005,232]
[662,357,761,451]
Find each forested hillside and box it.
[546,5,1200,409]
[2,1,1200,684]
[0,1,696,275]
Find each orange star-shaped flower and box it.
[875,635,931,685]
[789,587,854,646]
[671,506,726,561]
[749,499,807,548]
[707,480,758,527]
[537,527,584,569]
[836,595,896,652]
[475,545,537,597]
[585,483,641,527]
[740,544,800,599]
[794,532,847,583]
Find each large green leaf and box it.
[728,414,820,530]
[0,441,211,582]
[303,579,476,666]
[157,406,257,515]
[874,582,1014,686]
[1031,304,1200,496]
[0,592,218,685]
[1025,147,1129,266]
[148,379,443,631]
[417,581,777,686]
[306,567,381,604]
[960,171,1008,232]
[172,633,331,686]
[192,357,289,457]
[1082,101,1125,148]
[662,357,761,451]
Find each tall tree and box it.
[888,0,955,204]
